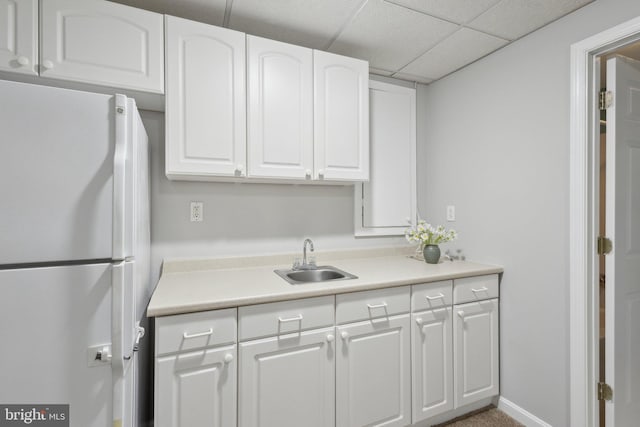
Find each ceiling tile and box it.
[228,0,366,50]
[109,0,227,26]
[399,27,508,80]
[386,0,501,24]
[328,0,458,71]
[391,72,434,84]
[468,0,594,40]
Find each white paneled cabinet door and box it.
[247,35,313,179]
[155,345,237,427]
[412,308,453,423]
[336,315,411,427]
[0,0,37,75]
[453,299,499,407]
[238,328,335,427]
[165,15,246,179]
[39,0,164,92]
[314,50,369,181]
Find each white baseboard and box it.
[498,397,552,427]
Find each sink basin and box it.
[275,265,358,285]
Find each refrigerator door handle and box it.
[112,95,128,261]
[112,261,126,427]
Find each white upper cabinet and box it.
[0,0,37,75]
[165,15,246,179]
[356,80,416,236]
[314,50,369,181]
[247,35,314,180]
[39,0,164,93]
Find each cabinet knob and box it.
[224,353,234,364]
[326,334,335,342]
[305,169,312,178]
[340,331,349,340]
[415,317,424,326]
[236,164,244,174]
[41,59,54,70]
[318,169,325,178]
[457,310,465,318]
[17,56,29,66]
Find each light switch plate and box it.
[446,205,456,221]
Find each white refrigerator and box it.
[0,80,151,427]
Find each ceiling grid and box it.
[110,0,595,84]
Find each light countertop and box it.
[147,247,503,317]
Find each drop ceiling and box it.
[110,0,594,84]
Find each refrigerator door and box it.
[0,263,115,427]
[0,80,114,265]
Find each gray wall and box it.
[139,111,406,285]
[418,0,640,425]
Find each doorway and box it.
[570,16,640,427]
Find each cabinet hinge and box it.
[598,382,613,401]
[599,90,613,111]
[597,236,613,255]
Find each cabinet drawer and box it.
[156,308,237,355]
[453,274,499,304]
[412,280,453,311]
[238,296,334,341]
[336,286,410,324]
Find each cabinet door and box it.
[155,345,236,427]
[412,308,453,423]
[453,299,499,407]
[39,0,164,93]
[314,50,369,181]
[0,0,37,75]
[165,15,246,179]
[355,81,416,236]
[247,35,313,179]
[336,315,411,427]
[238,327,335,427]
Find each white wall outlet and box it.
[190,201,203,222]
[446,205,456,221]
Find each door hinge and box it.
[598,382,613,401]
[597,236,613,255]
[599,90,613,110]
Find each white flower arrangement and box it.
[405,220,458,248]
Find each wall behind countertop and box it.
[417,0,640,425]
[140,111,407,286]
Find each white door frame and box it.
[569,15,640,427]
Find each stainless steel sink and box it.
[275,265,358,285]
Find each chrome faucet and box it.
[298,238,316,270]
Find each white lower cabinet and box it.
[238,327,335,427]
[411,308,454,423]
[153,274,501,427]
[336,315,411,427]
[155,345,237,427]
[453,298,499,408]
[154,308,238,427]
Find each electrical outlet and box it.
[446,205,456,221]
[190,202,203,222]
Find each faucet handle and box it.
[292,258,302,270]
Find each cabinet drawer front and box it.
[156,308,237,355]
[336,286,410,324]
[412,280,453,311]
[238,295,334,341]
[453,274,499,304]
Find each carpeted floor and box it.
[434,405,524,427]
